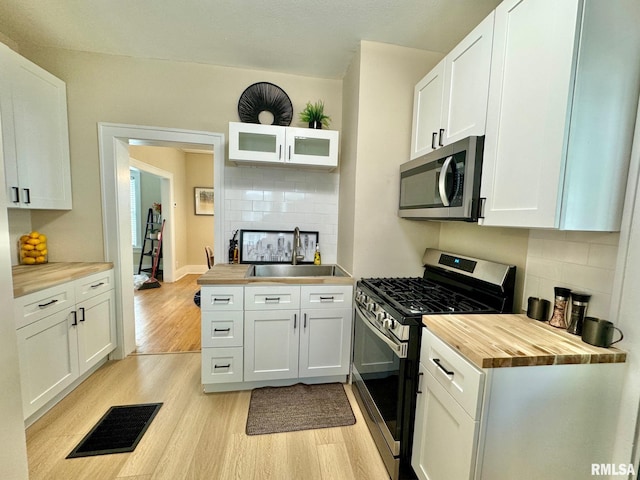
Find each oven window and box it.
[353,311,403,439]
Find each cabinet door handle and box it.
[214,328,231,333]
[438,128,445,146]
[90,282,105,289]
[11,187,20,203]
[79,307,86,322]
[265,297,281,303]
[433,358,454,378]
[294,313,297,329]
[214,364,231,369]
[38,299,58,308]
[23,188,31,204]
[279,144,282,160]
[71,310,78,326]
[431,132,437,150]
[288,145,291,161]
[304,313,307,330]
[417,372,424,394]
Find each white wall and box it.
[7,45,341,264]
[224,165,339,264]
[341,41,443,278]
[0,121,30,479]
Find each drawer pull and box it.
[433,358,454,378]
[214,328,231,333]
[90,282,105,289]
[214,364,231,369]
[265,297,281,303]
[38,299,59,308]
[319,296,335,302]
[213,297,231,304]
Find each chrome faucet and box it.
[292,227,304,265]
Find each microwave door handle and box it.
[438,155,454,207]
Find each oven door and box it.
[352,303,405,462]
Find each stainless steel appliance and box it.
[351,248,515,479]
[399,136,484,221]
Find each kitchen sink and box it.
[247,264,349,278]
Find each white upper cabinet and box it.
[411,61,445,158]
[0,43,72,210]
[229,122,339,169]
[410,12,494,159]
[480,0,640,230]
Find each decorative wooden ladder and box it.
[137,208,162,279]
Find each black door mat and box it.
[67,403,162,458]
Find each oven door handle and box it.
[356,304,407,359]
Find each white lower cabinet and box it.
[299,307,352,378]
[76,290,116,375]
[244,309,299,382]
[413,327,625,480]
[15,269,115,420]
[16,306,79,419]
[201,282,353,391]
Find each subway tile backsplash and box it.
[523,229,620,319]
[224,165,339,264]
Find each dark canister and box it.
[527,297,550,321]
[567,292,591,335]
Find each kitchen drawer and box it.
[14,282,75,329]
[201,311,243,348]
[74,269,114,302]
[244,285,300,310]
[300,285,353,309]
[420,327,485,419]
[201,286,244,311]
[201,347,243,384]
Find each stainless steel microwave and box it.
[399,136,484,221]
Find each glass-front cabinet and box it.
[229,122,339,168]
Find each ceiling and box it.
[0,0,502,79]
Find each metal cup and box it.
[581,317,624,348]
[527,297,550,321]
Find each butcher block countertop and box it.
[197,263,354,285]
[422,313,626,369]
[12,262,113,298]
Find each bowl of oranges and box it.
[19,231,48,265]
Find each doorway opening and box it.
[98,123,225,359]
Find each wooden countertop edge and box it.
[12,262,114,298]
[422,313,626,369]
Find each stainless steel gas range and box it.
[351,248,516,480]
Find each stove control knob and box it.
[382,317,394,330]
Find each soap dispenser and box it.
[313,244,321,265]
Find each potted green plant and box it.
[299,100,331,129]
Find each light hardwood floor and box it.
[25,353,389,480]
[134,274,202,354]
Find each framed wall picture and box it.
[239,229,319,264]
[194,187,214,215]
